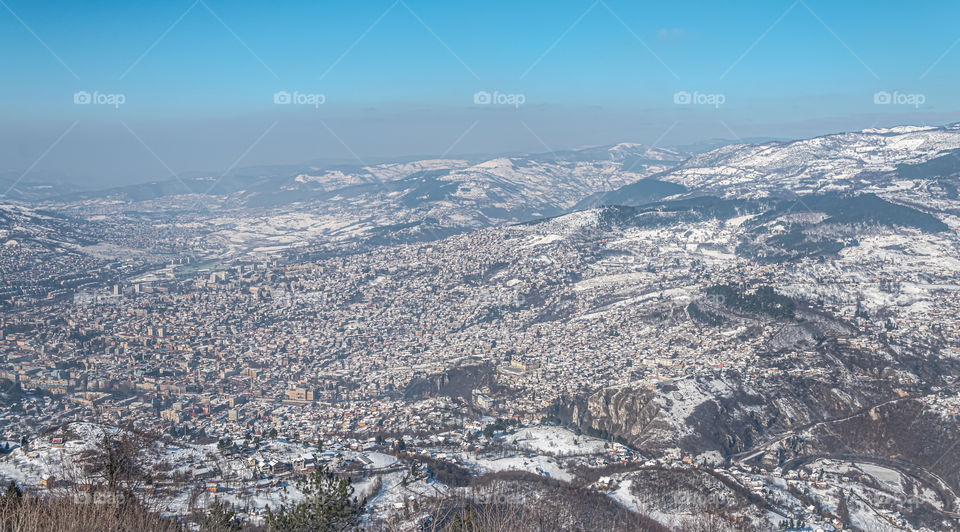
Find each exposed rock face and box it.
[555,357,960,470]
[559,385,664,444]
[404,363,506,403]
[556,374,775,456]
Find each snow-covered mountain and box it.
[15,124,960,257]
[0,204,99,249]
[625,124,960,202]
[91,143,690,255]
[256,143,687,212]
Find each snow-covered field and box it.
[505,426,609,456]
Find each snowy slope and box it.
[650,124,960,199]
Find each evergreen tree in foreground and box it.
[265,464,363,531]
[196,499,245,532]
[1,480,23,511]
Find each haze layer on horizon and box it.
[2,0,960,186]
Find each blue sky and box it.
[2,0,960,184]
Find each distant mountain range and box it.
[0,143,689,254]
[588,124,960,207]
[4,125,960,256]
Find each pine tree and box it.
[1,480,23,511]
[196,499,245,532]
[836,490,851,527]
[265,464,363,531]
[447,505,479,532]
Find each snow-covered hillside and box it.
[651,124,960,199]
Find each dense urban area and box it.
[4,126,960,530]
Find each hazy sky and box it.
[2,0,960,186]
